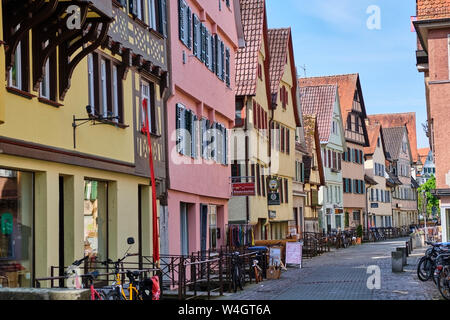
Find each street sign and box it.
[267,177,281,205]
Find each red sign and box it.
[232,183,256,196]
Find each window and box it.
[235,98,245,127]
[0,169,34,288]
[40,59,50,99]
[87,53,124,123]
[209,205,217,249]
[178,0,191,49]
[8,24,29,92]
[141,80,156,133]
[148,0,157,29]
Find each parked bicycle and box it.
[226,252,245,293]
[101,237,146,300]
[433,252,450,300]
[65,256,104,300]
[417,241,450,283]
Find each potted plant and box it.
[356,225,363,244]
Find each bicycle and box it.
[65,256,104,300]
[227,252,245,293]
[417,241,450,283]
[101,237,144,300]
[433,252,450,300]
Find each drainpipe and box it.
[244,96,249,224]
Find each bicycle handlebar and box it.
[71,255,89,267]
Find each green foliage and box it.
[418,175,440,219]
[345,212,349,228]
[356,225,363,238]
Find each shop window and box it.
[0,170,34,288]
[84,180,108,262]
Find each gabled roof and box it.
[299,85,338,143]
[364,123,388,159]
[267,27,300,126]
[418,147,430,165]
[267,28,290,95]
[381,126,411,161]
[299,73,369,146]
[235,0,270,97]
[368,113,418,163]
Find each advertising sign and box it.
[232,182,256,196]
[286,242,302,268]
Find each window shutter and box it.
[215,35,221,78]
[225,47,230,87]
[223,125,228,165]
[158,0,168,37]
[286,128,290,155]
[193,15,200,57]
[176,104,182,153]
[187,7,192,49]
[211,35,216,73]
[201,23,206,63]
[178,0,185,44]
[205,31,211,69]
[129,0,138,16]
[221,41,225,81]
[191,114,198,158]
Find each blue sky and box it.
[266,0,428,149]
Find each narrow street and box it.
[217,239,442,300]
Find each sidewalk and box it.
[215,239,443,300]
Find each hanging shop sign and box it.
[232,182,256,196]
[267,177,281,206]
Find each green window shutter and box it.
[90,181,98,200]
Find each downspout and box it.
[244,96,250,224]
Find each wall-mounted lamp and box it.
[72,105,120,149]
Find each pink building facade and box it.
[414,0,450,242]
[165,0,244,255]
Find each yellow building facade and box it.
[0,0,168,288]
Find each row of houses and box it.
[0,0,420,289]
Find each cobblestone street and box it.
[216,239,443,300]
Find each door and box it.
[180,203,189,256]
[200,205,208,255]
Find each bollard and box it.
[392,251,404,273]
[405,242,410,257]
[409,239,413,253]
[397,247,407,266]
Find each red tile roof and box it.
[368,113,419,163]
[364,123,381,156]
[417,0,450,20]
[299,85,338,143]
[235,0,267,96]
[418,147,431,164]
[298,74,360,127]
[267,28,290,94]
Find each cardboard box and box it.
[266,266,281,280]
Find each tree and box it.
[418,175,440,219]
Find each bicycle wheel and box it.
[417,256,433,282]
[102,289,123,300]
[437,267,450,300]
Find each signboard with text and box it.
[232,182,256,196]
